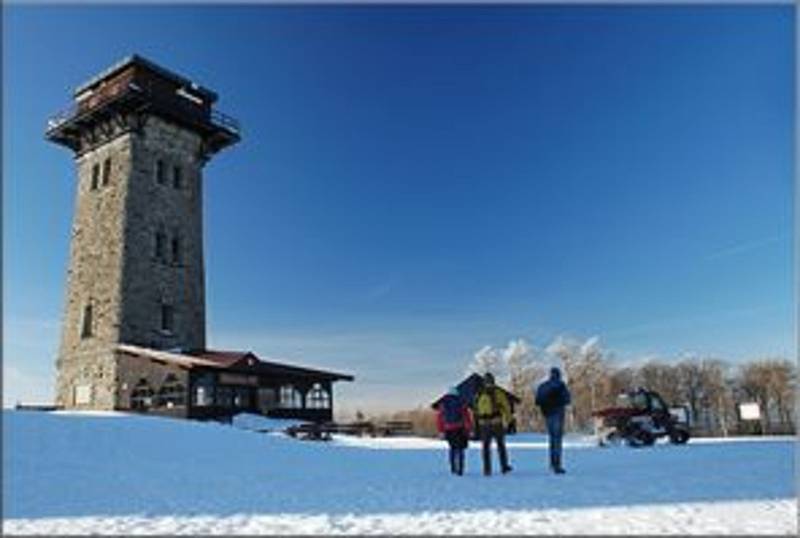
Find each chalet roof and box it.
[116,344,354,381]
[430,372,521,409]
[74,54,218,102]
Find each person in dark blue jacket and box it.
[535,367,571,474]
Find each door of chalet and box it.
[257,388,277,415]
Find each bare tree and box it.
[503,339,545,431]
[543,335,612,432]
[739,359,797,434]
[466,345,505,378]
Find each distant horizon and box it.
[4,4,794,412]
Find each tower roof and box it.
[46,54,240,157]
[74,54,218,103]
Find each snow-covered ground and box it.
[3,410,796,535]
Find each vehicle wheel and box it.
[628,430,655,447]
[669,429,690,444]
[603,431,624,447]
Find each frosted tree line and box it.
[465,336,797,436]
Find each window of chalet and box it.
[257,388,277,412]
[131,379,154,410]
[193,373,214,406]
[233,387,251,409]
[157,374,186,407]
[279,385,303,409]
[216,386,233,408]
[102,157,112,186]
[306,383,330,409]
[90,163,100,190]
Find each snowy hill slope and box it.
[3,410,796,534]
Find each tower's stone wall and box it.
[49,56,238,411]
[55,116,207,408]
[55,134,132,408]
[118,116,206,352]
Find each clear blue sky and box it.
[3,5,794,413]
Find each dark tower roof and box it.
[74,54,218,103]
[46,54,240,157]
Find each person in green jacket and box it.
[475,372,512,476]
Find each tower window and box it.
[171,236,181,265]
[156,159,166,185]
[173,166,182,190]
[160,303,174,333]
[90,164,100,190]
[155,231,166,262]
[102,158,111,186]
[80,303,93,339]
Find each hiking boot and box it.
[553,467,566,474]
[501,465,513,474]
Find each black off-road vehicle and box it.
[592,389,691,447]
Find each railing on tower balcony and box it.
[46,82,241,138]
[46,103,79,133]
[210,109,241,136]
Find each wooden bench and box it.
[15,404,63,412]
[285,422,334,441]
[285,420,414,441]
[376,420,413,436]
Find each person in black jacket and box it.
[535,367,571,474]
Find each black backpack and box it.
[441,395,464,426]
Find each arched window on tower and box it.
[155,159,166,185]
[155,230,167,262]
[102,157,111,186]
[173,165,182,190]
[80,303,93,339]
[90,163,100,190]
[171,235,181,265]
[160,303,174,334]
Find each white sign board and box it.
[739,402,761,421]
[74,385,92,405]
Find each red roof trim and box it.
[117,345,353,381]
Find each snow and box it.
[229,412,308,433]
[331,432,598,450]
[3,410,796,535]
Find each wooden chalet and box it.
[116,344,353,422]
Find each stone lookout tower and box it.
[46,55,241,408]
[47,56,351,420]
